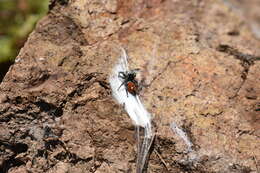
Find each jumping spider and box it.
[118,70,139,97]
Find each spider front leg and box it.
[117,80,126,91]
[118,71,126,79]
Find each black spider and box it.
[118,70,138,97]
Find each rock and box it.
[47,162,70,173]
[8,166,28,173]
[0,0,259,172]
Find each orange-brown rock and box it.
[0,0,259,172]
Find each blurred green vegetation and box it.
[0,0,49,63]
[0,0,49,81]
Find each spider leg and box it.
[131,68,140,73]
[126,89,129,97]
[117,81,126,91]
[118,72,126,79]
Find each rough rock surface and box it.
[0,0,259,172]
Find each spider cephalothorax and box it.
[118,70,138,97]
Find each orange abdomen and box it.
[127,81,137,95]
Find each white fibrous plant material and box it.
[171,122,200,164]
[171,122,193,152]
[135,125,154,173]
[109,48,153,173]
[109,48,152,129]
